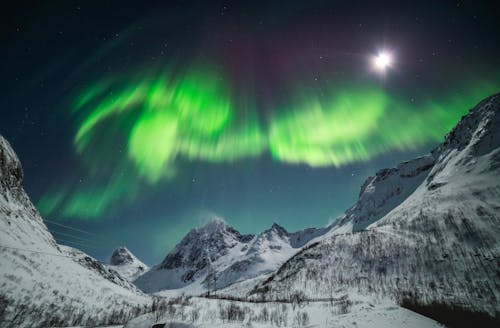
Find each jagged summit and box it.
[134,217,328,293]
[0,136,24,193]
[106,246,149,282]
[194,217,228,232]
[438,92,500,154]
[268,222,288,236]
[185,217,252,243]
[110,246,135,265]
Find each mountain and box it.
[106,246,149,282]
[134,218,329,294]
[0,135,151,328]
[250,94,500,324]
[3,90,499,327]
[61,245,143,290]
[330,154,435,233]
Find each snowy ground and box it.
[117,294,443,328]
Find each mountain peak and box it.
[188,217,255,243]
[109,246,134,265]
[449,94,499,150]
[269,222,288,236]
[196,217,229,233]
[107,246,149,282]
[136,218,257,292]
[0,135,23,189]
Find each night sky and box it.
[2,1,500,264]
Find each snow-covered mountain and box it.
[0,135,151,328]
[331,154,435,233]
[61,245,143,290]
[134,218,329,294]
[3,89,499,327]
[251,94,500,321]
[106,246,149,282]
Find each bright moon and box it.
[373,51,393,72]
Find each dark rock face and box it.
[110,247,134,265]
[106,246,149,282]
[0,135,44,227]
[0,136,23,190]
[158,219,254,271]
[268,223,289,238]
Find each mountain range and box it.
[135,92,500,324]
[1,93,499,327]
[134,218,328,294]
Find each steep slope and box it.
[0,135,151,328]
[62,245,143,289]
[134,219,328,294]
[331,154,435,232]
[253,94,500,321]
[214,223,330,291]
[106,246,149,282]
[135,218,253,293]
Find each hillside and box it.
[0,135,151,328]
[251,94,500,325]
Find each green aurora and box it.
[36,63,500,220]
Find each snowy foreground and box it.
[118,295,442,328]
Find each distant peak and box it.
[205,217,227,226]
[271,222,285,230]
[268,222,288,235]
[110,246,134,265]
[196,217,229,232]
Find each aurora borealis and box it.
[2,1,500,263]
[40,70,498,220]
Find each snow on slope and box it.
[331,154,435,232]
[253,93,500,318]
[0,135,151,328]
[135,218,329,294]
[61,245,142,290]
[106,246,149,282]
[123,295,443,328]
